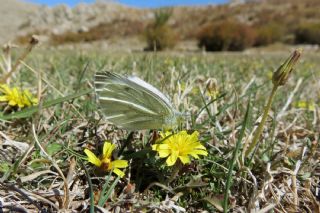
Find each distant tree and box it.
[295,22,320,45]
[254,22,285,46]
[197,20,256,51]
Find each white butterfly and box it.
[94,71,183,130]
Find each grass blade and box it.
[98,172,113,207]
[223,93,252,212]
[99,176,121,206]
[81,160,95,213]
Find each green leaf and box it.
[0,162,11,173]
[299,172,311,180]
[261,153,270,162]
[47,143,63,156]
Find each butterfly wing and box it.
[94,71,177,130]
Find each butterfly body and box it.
[94,71,182,130]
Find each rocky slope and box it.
[1,0,320,48]
[0,0,39,45]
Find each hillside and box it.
[0,0,39,45]
[1,0,320,49]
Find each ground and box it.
[0,47,319,212]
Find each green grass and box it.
[0,48,319,212]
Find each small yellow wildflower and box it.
[294,100,315,111]
[180,82,199,95]
[84,142,128,178]
[152,131,208,166]
[0,84,38,108]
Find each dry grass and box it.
[0,44,319,212]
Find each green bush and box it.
[294,22,320,45]
[254,23,285,46]
[197,20,256,51]
[144,9,178,51]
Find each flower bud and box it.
[205,78,219,98]
[272,49,302,86]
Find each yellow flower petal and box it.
[194,144,206,150]
[84,149,102,167]
[153,130,208,167]
[166,151,178,166]
[113,168,125,178]
[0,96,8,101]
[190,131,199,141]
[0,84,10,94]
[8,100,17,106]
[190,153,200,159]
[295,100,315,111]
[158,149,170,158]
[158,144,170,149]
[153,144,170,157]
[0,85,37,109]
[152,144,159,151]
[18,102,25,108]
[179,155,191,164]
[189,149,208,156]
[111,160,128,168]
[12,88,19,96]
[103,142,115,158]
[84,142,128,178]
[31,98,38,104]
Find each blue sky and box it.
[27,0,228,8]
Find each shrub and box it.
[254,23,285,46]
[294,22,320,45]
[144,9,178,51]
[197,20,256,51]
[50,20,144,45]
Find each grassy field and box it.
[0,47,319,212]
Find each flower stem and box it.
[244,85,278,158]
[168,161,182,183]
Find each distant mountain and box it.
[19,1,148,36]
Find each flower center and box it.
[101,157,111,170]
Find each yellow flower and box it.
[84,142,128,178]
[180,82,199,95]
[152,131,208,166]
[0,84,38,108]
[294,100,315,111]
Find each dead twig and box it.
[0,35,39,83]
